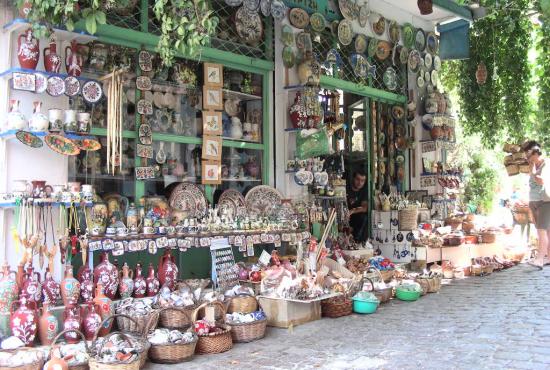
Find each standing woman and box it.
[523,141,550,269]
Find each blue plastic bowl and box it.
[352,299,379,314]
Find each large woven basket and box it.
[50,329,90,370]
[148,309,198,364]
[116,309,159,336]
[427,276,442,293]
[0,348,44,370]
[506,164,519,176]
[379,269,395,283]
[226,294,258,314]
[398,208,418,231]
[89,332,140,370]
[158,304,196,329]
[192,302,233,355]
[228,318,267,343]
[480,232,497,244]
[321,296,352,318]
[415,278,429,295]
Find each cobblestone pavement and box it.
[148,264,550,370]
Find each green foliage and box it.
[463,153,500,214]
[536,1,550,149]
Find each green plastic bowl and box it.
[395,288,421,301]
[352,299,379,314]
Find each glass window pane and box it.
[212,147,262,201]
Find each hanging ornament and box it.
[476,62,487,85]
[417,0,433,15]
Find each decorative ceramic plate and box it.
[236,7,263,45]
[44,134,80,155]
[424,53,433,69]
[371,13,386,36]
[138,50,152,72]
[270,0,287,20]
[368,37,378,58]
[136,76,152,91]
[139,122,152,138]
[137,99,153,115]
[225,0,243,6]
[294,169,309,186]
[282,46,295,68]
[408,50,421,73]
[389,20,400,43]
[338,19,353,46]
[16,130,42,148]
[415,28,426,51]
[424,70,431,84]
[376,41,392,61]
[325,49,343,69]
[224,98,240,116]
[219,189,246,217]
[402,23,415,48]
[383,67,398,91]
[426,32,439,54]
[417,74,425,88]
[82,81,103,103]
[169,182,207,218]
[339,0,355,20]
[392,106,405,120]
[34,73,47,93]
[244,0,260,12]
[358,4,369,27]
[309,12,325,32]
[355,34,368,53]
[289,8,309,29]
[431,70,439,85]
[47,76,65,96]
[399,47,409,64]
[245,185,283,217]
[281,25,294,46]
[64,76,80,97]
[351,53,374,78]
[75,138,101,151]
[433,55,442,71]
[260,0,271,16]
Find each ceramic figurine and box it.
[289,92,307,129]
[43,36,61,73]
[65,40,84,77]
[62,304,81,344]
[60,265,80,306]
[10,296,38,346]
[158,250,178,290]
[93,252,119,299]
[29,101,50,132]
[133,263,146,298]
[38,303,59,345]
[17,28,39,70]
[145,263,160,297]
[118,263,134,299]
[7,99,27,130]
[230,117,243,139]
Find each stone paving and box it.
[148,264,550,370]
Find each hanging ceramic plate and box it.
[338,19,353,46]
[415,28,426,51]
[34,73,47,93]
[16,130,42,148]
[236,7,263,45]
[433,55,441,71]
[64,76,80,97]
[225,0,243,6]
[392,106,405,120]
[260,0,271,16]
[383,67,398,91]
[402,23,415,48]
[389,20,400,43]
[325,48,343,69]
[270,0,287,20]
[376,41,391,61]
[408,50,421,73]
[169,182,207,218]
[426,32,439,54]
[45,134,80,155]
[358,4,369,27]
[355,34,368,53]
[368,37,378,58]
[339,0,355,20]
[245,185,283,217]
[424,71,431,84]
[417,74,425,88]
[424,53,433,69]
[294,169,309,186]
[431,70,439,85]
[281,25,294,46]
[351,53,372,78]
[75,138,101,151]
[82,80,103,103]
[224,98,240,116]
[399,47,409,65]
[289,8,309,29]
[243,0,260,12]
[47,76,65,97]
[282,46,295,68]
[310,12,325,32]
[371,13,386,36]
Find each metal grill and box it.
[105,3,143,31]
[312,30,407,95]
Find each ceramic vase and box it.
[65,40,84,77]
[63,304,81,344]
[158,250,178,290]
[88,202,108,236]
[118,263,134,299]
[38,303,59,345]
[29,101,49,132]
[77,112,91,133]
[145,264,160,297]
[93,284,113,337]
[418,0,433,15]
[289,92,307,129]
[10,296,38,346]
[60,265,80,306]
[93,252,119,300]
[133,263,146,298]
[0,262,19,314]
[17,28,39,70]
[78,266,94,304]
[7,99,27,130]
[82,303,101,341]
[43,37,61,73]
[43,354,68,370]
[41,268,60,305]
[21,265,41,305]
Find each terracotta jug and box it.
[43,351,68,370]
[93,252,119,300]
[10,296,38,346]
[43,36,61,73]
[21,265,42,305]
[158,250,178,290]
[60,265,80,306]
[145,264,160,297]
[118,263,134,299]
[133,263,146,298]
[0,262,19,314]
[41,268,60,305]
[93,284,113,337]
[65,40,84,77]
[78,266,94,304]
[38,303,59,345]
[63,304,81,344]
[17,28,39,70]
[82,303,101,341]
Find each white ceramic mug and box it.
[77,112,91,133]
[48,108,63,132]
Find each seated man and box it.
[347,170,369,242]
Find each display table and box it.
[420,242,505,267]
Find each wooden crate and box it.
[258,297,321,328]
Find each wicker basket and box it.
[512,152,526,161]
[89,332,140,370]
[480,232,497,243]
[192,302,233,355]
[503,143,521,153]
[148,310,198,365]
[379,269,395,283]
[415,278,429,295]
[228,318,267,343]
[226,294,258,314]
[445,218,462,230]
[427,276,442,293]
[50,329,90,370]
[506,164,519,176]
[0,348,45,370]
[321,296,353,318]
[398,208,418,231]
[116,309,159,336]
[157,304,196,330]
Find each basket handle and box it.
[363,277,375,292]
[92,313,139,343]
[366,267,383,282]
[50,329,90,354]
[157,306,191,326]
[191,301,227,325]
[94,331,135,363]
[141,309,160,338]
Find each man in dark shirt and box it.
[347,170,369,242]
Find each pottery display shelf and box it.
[220,136,261,144]
[0,67,102,85]
[0,129,96,140]
[221,177,262,182]
[222,89,262,102]
[0,199,94,208]
[3,18,96,43]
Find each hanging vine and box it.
[536,0,550,149]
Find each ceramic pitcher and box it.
[38,303,59,345]
[17,28,39,70]
[7,99,27,130]
[43,37,61,73]
[65,40,84,77]
[60,265,80,306]
[30,101,49,131]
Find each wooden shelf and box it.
[222,89,262,101]
[221,178,262,182]
[0,130,96,140]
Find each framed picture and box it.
[202,86,223,110]
[422,158,432,174]
[405,190,428,204]
[202,135,222,160]
[202,161,222,184]
[204,63,223,87]
[422,195,433,209]
[202,111,223,135]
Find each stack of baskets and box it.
[503,144,526,176]
[226,295,266,343]
[192,302,233,354]
[398,208,419,231]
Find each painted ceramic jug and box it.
[289,92,307,128]
[93,284,113,337]
[21,265,42,305]
[77,266,94,304]
[0,262,19,314]
[30,101,49,132]
[65,40,84,77]
[41,268,60,305]
[82,303,101,341]
[145,263,160,297]
[93,252,119,299]
[158,250,178,290]
[60,265,80,306]
[63,304,81,344]
[43,37,61,73]
[133,263,146,298]
[17,28,39,70]
[88,201,108,236]
[118,263,134,299]
[7,99,27,130]
[38,303,59,345]
[10,296,38,346]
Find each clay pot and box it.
[43,37,61,73]
[21,265,42,305]
[93,252,119,300]
[82,303,101,341]
[0,262,19,314]
[145,264,160,297]
[158,250,178,290]
[118,263,134,299]
[93,284,113,337]
[78,266,94,304]
[65,40,84,77]
[10,297,38,346]
[60,265,80,306]
[38,303,59,345]
[41,268,60,306]
[17,28,39,70]
[430,126,442,140]
[63,304,81,344]
[133,263,146,298]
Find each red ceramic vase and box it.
[133,263,146,298]
[60,265,80,306]
[289,92,307,129]
[17,28,39,70]
[63,304,81,344]
[118,263,134,299]
[43,37,61,73]
[158,250,178,290]
[93,252,119,300]
[10,296,38,346]
[21,265,42,305]
[38,303,59,345]
[82,303,101,341]
[78,266,94,304]
[41,268,60,306]
[65,40,84,77]
[145,264,160,297]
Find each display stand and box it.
[210,238,237,291]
